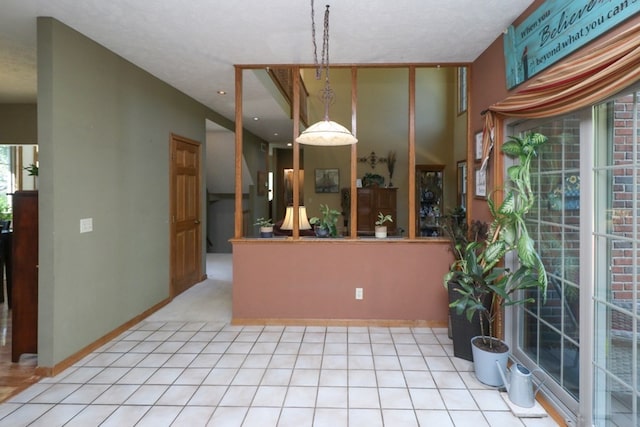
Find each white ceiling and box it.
[0,0,534,142]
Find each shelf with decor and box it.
[416,165,444,237]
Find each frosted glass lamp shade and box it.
[281,206,312,230]
[295,120,357,146]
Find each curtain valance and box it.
[482,21,640,168]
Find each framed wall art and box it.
[257,171,267,196]
[475,166,487,199]
[475,131,483,161]
[457,67,467,115]
[315,168,339,193]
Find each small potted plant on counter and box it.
[309,204,341,237]
[254,217,274,238]
[374,212,393,238]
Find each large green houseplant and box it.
[441,208,488,360]
[444,132,549,385]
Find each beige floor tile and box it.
[283,385,317,407]
[440,388,480,410]
[316,386,348,408]
[0,255,554,427]
[348,408,383,427]
[314,408,348,427]
[252,385,287,407]
[278,407,314,427]
[382,408,419,426]
[410,388,446,410]
[135,405,181,427]
[415,409,455,426]
[349,387,380,408]
[64,405,118,427]
[378,387,413,409]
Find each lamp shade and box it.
[281,206,312,230]
[295,120,358,146]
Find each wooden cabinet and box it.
[12,191,38,362]
[417,165,444,237]
[356,187,397,235]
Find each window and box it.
[511,112,585,416]
[0,144,39,220]
[592,89,640,427]
[509,86,640,425]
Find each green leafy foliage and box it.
[24,163,38,176]
[254,217,273,227]
[375,212,393,226]
[444,132,549,345]
[309,204,341,237]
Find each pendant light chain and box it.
[296,1,356,145]
[310,0,333,121]
[311,0,320,80]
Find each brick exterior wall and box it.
[610,94,638,334]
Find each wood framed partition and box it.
[233,63,470,240]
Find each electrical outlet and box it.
[80,218,93,233]
[355,287,363,300]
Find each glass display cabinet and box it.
[416,165,444,237]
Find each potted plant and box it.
[444,132,549,387]
[374,212,393,238]
[24,163,38,176]
[254,217,274,238]
[309,204,341,237]
[441,208,488,359]
[24,163,38,189]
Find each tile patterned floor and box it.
[0,321,558,426]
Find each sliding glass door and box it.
[592,89,640,427]
[509,86,640,425]
[511,112,586,417]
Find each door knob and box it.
[194,220,200,224]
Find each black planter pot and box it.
[447,281,488,362]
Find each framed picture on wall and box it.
[315,168,339,193]
[457,67,467,115]
[475,166,487,199]
[475,131,483,161]
[257,171,267,196]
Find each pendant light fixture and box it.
[295,1,357,146]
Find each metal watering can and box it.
[496,359,545,408]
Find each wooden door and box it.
[170,134,202,297]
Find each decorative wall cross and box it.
[358,151,387,169]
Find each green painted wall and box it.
[36,17,219,366]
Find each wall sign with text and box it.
[504,0,639,89]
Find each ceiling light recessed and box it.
[217,90,227,95]
[253,117,259,121]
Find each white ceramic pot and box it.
[259,226,274,238]
[374,225,387,238]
